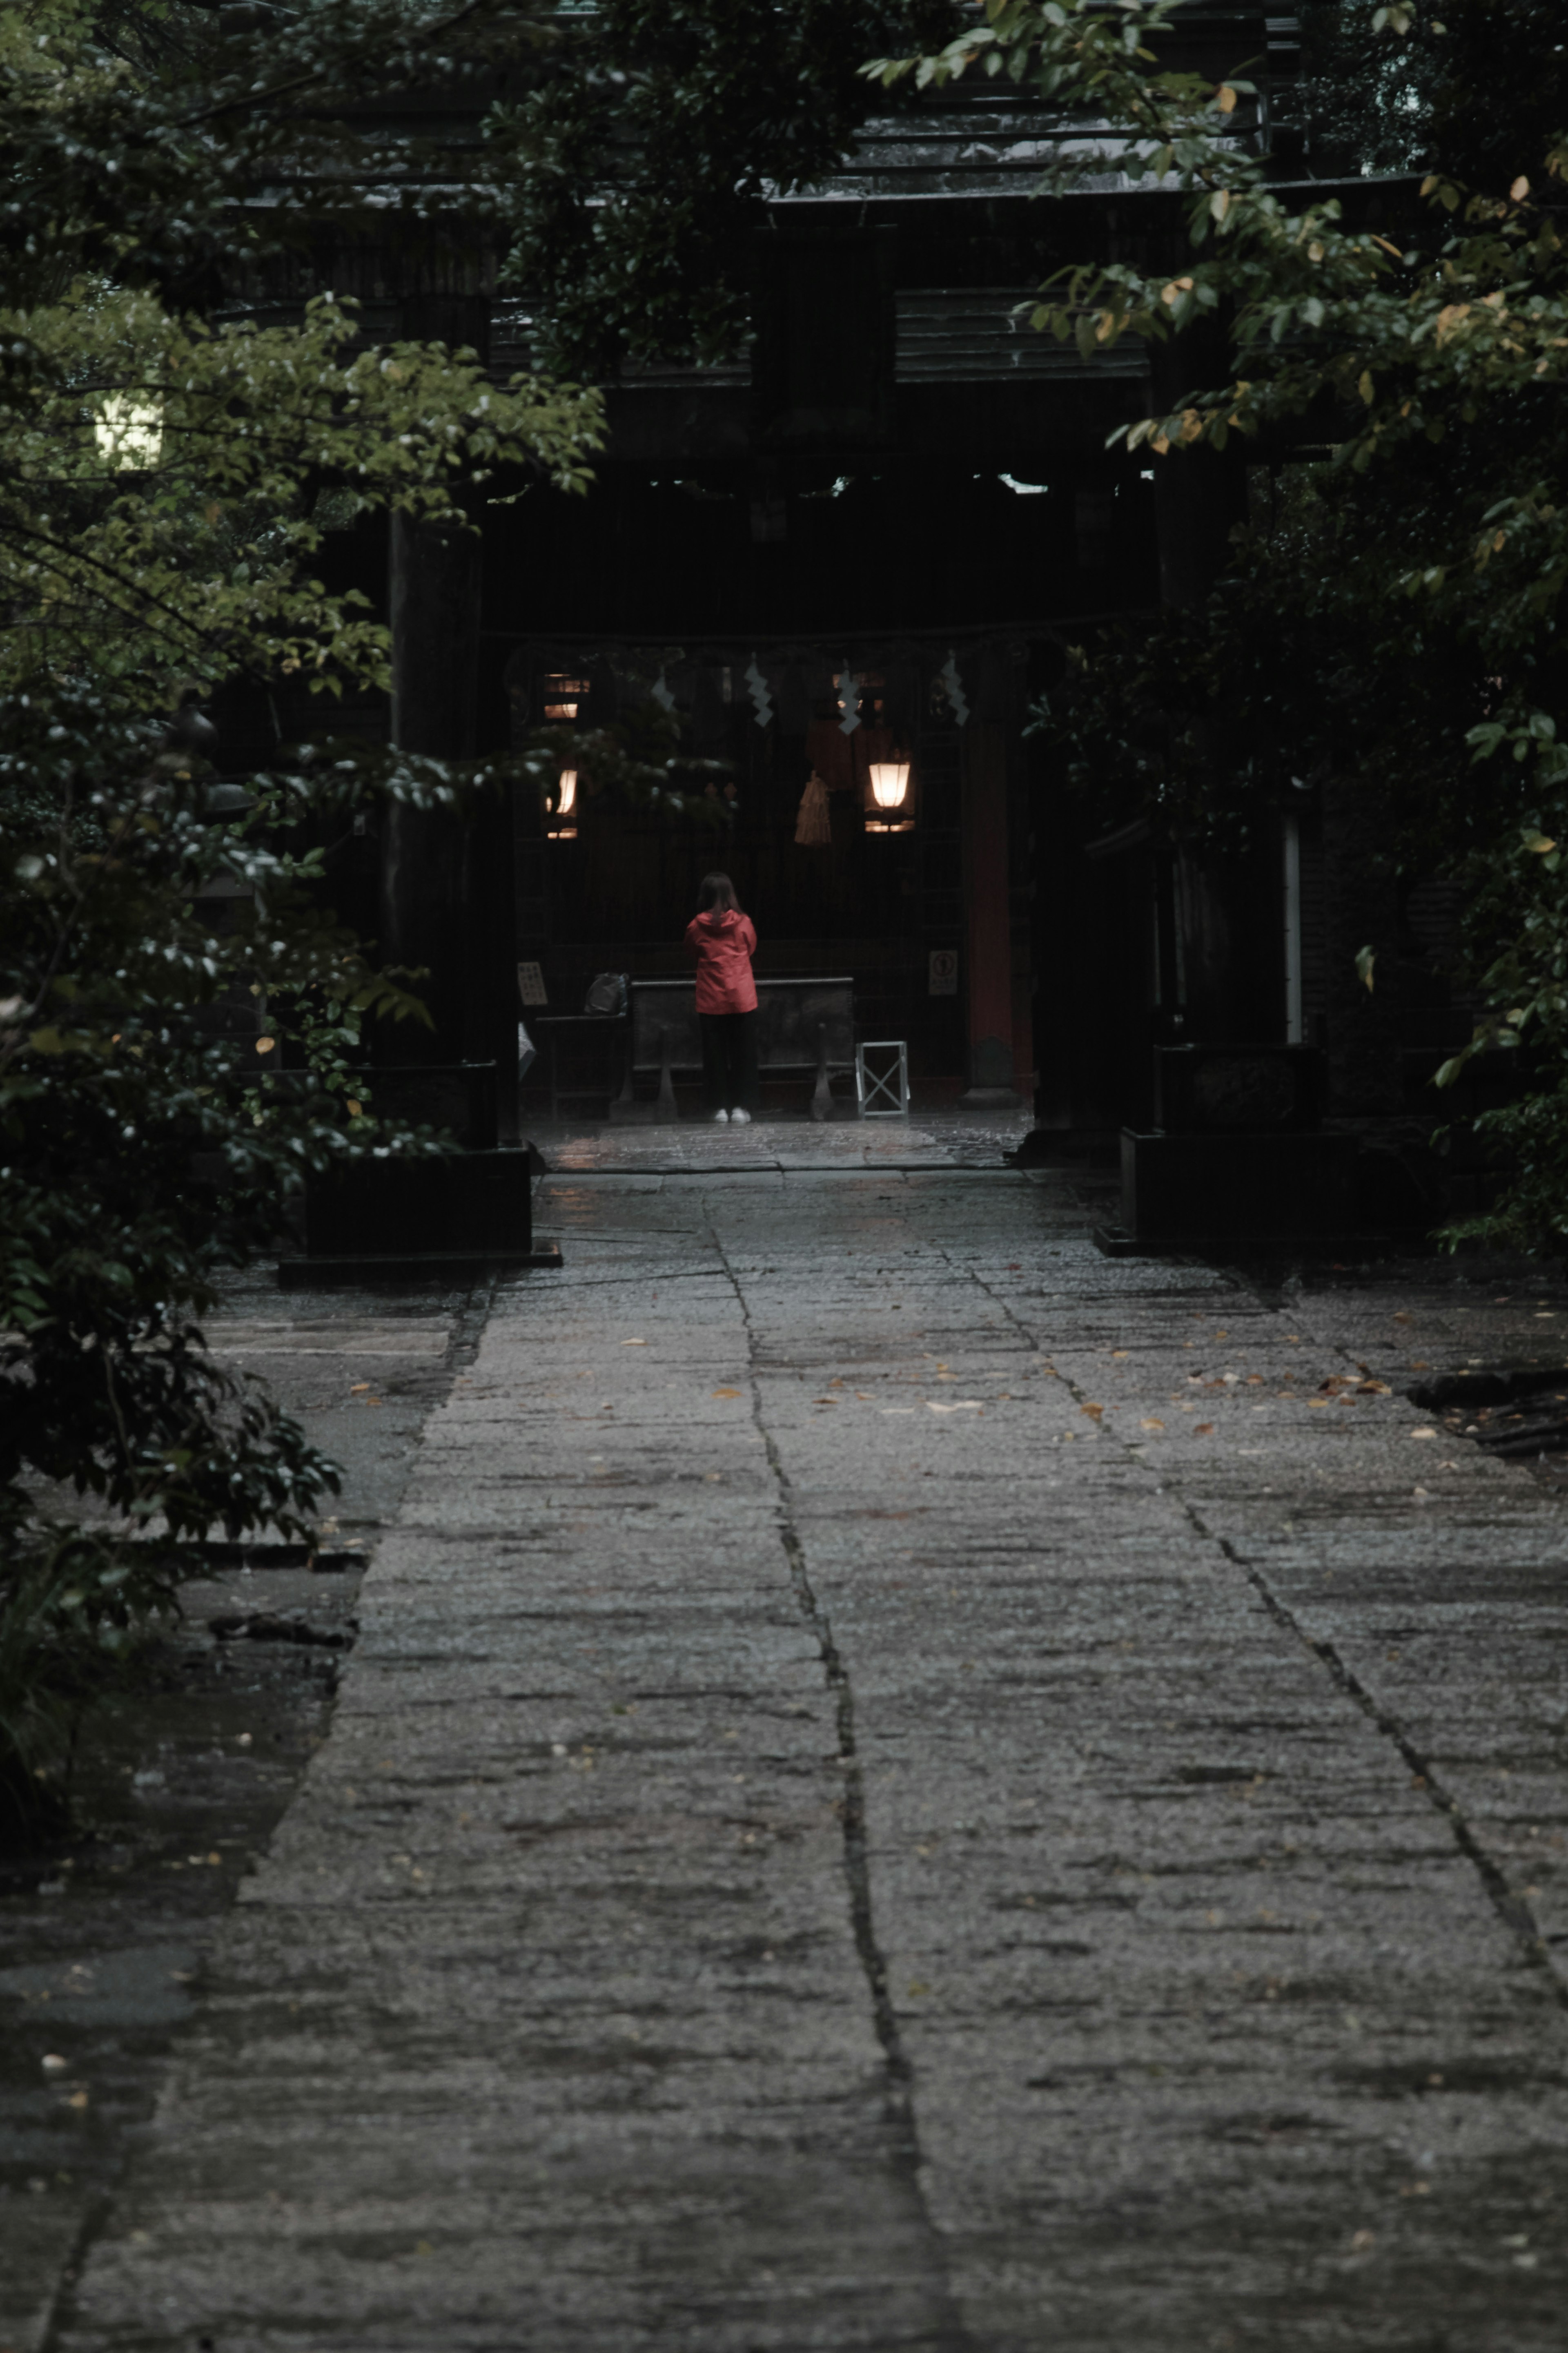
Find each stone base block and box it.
[303,1148,532,1261]
[1122,1128,1357,1243]
[278,1244,560,1289]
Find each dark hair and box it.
[698,871,741,914]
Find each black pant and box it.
[700,1010,760,1113]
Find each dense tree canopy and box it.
[0,0,615,1818]
[499,0,956,375]
[873,0,1568,1248]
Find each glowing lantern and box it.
[865,758,913,832]
[549,767,578,839]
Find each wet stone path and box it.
[50,1168,1568,2350]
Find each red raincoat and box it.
[686,908,758,1015]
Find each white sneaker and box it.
[730,1107,752,1126]
[711,1108,729,1123]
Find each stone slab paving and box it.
[527,1106,1034,1176]
[56,1173,1568,2352]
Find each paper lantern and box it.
[865,759,913,832]
[549,767,578,839]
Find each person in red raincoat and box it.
[685,872,759,1124]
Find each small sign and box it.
[928,948,959,997]
[516,960,549,1008]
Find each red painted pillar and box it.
[960,719,1020,1106]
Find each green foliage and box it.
[0,2,614,1824]
[497,0,958,375]
[1036,453,1544,873]
[0,1523,174,1835]
[883,0,1568,1250]
[1435,790,1568,1251]
[1294,0,1446,177]
[6,285,599,687]
[1427,0,1568,192]
[1290,0,1568,187]
[1030,479,1354,861]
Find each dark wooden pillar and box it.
[959,720,1020,1106]
[1323,771,1402,1113]
[1147,327,1250,1068]
[379,511,480,1069]
[376,291,517,1137]
[1152,445,1249,612]
[1149,326,1250,613]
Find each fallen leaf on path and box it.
[1080,1403,1104,1420]
[621,1338,647,1346]
[1193,1423,1214,1436]
[927,1400,982,1412]
[1140,1418,1165,1431]
[711,1388,741,1398]
[1410,1427,1437,1439]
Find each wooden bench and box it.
[619,977,854,1122]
